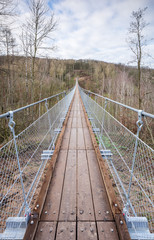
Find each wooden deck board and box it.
[69,128,76,150]
[87,150,113,221]
[66,117,73,128]
[61,128,71,149]
[97,222,119,240]
[56,222,76,240]
[77,128,85,149]
[78,222,97,240]
[59,150,76,221]
[40,150,67,221]
[83,127,93,149]
[77,116,82,127]
[72,117,77,128]
[34,222,56,240]
[77,150,95,221]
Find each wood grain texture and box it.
[97,222,119,240]
[87,150,113,221]
[69,128,76,150]
[41,150,67,221]
[77,150,95,221]
[56,222,76,240]
[59,150,76,221]
[34,222,56,240]
[78,222,97,240]
[77,128,85,149]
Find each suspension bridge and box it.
[0,81,153,240]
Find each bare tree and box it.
[22,0,57,102]
[0,0,15,15]
[1,27,16,106]
[127,7,148,109]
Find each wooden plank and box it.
[97,222,119,240]
[83,128,93,149]
[73,110,78,117]
[56,222,76,240]
[34,222,56,240]
[80,110,84,118]
[77,103,80,111]
[41,150,67,221]
[78,222,97,240]
[77,116,82,127]
[59,150,76,221]
[87,150,113,221]
[77,109,81,117]
[77,150,95,221]
[70,110,74,118]
[77,128,85,149]
[69,128,76,150]
[72,117,77,128]
[67,117,73,128]
[61,128,71,149]
[81,116,87,128]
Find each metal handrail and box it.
[80,86,154,118]
[0,86,76,234]
[79,84,154,234]
[0,91,67,119]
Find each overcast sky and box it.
[16,0,154,67]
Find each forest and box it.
[0,56,154,147]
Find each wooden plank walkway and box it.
[31,89,121,239]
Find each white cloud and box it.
[6,0,154,67]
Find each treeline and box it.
[76,60,154,147]
[0,56,76,144]
[0,56,75,113]
[77,60,154,113]
[0,57,153,146]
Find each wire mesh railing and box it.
[79,85,154,234]
[0,86,75,233]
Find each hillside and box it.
[0,56,153,146]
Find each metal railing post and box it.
[101,99,108,135]
[64,91,67,116]
[45,99,53,142]
[8,111,30,217]
[126,110,143,213]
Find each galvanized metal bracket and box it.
[54,128,61,134]
[41,150,54,160]
[123,208,154,240]
[92,128,100,133]
[8,111,15,133]
[136,110,143,131]
[100,149,113,159]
